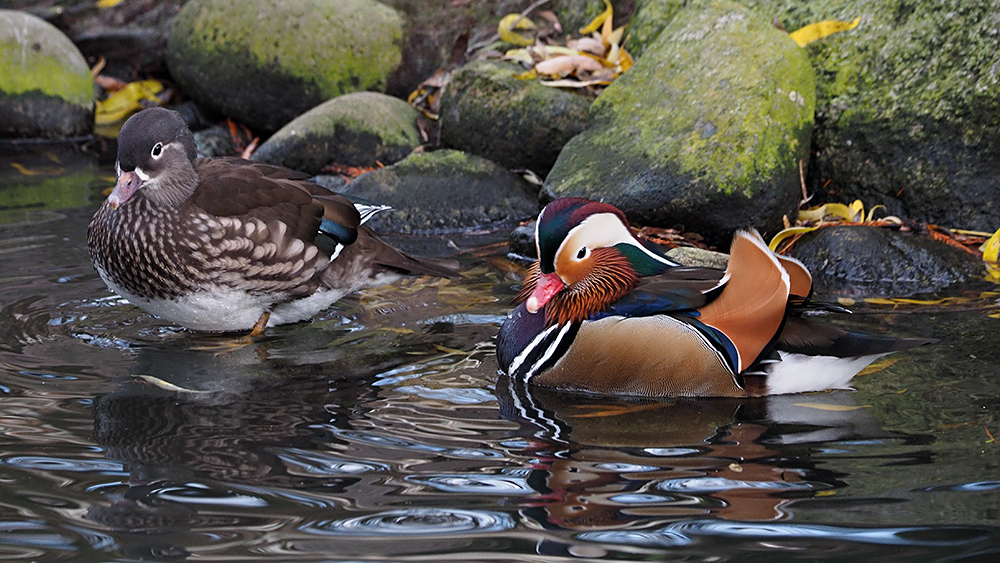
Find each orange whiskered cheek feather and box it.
[545,248,639,326]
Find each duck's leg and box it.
[247,311,271,338]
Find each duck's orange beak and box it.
[526,272,565,314]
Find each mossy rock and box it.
[543,0,815,247]
[0,10,94,138]
[167,0,404,132]
[784,225,987,297]
[625,0,686,59]
[252,92,421,174]
[745,0,1000,233]
[340,149,538,234]
[439,60,591,175]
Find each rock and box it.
[542,0,815,247]
[167,0,404,132]
[783,225,987,297]
[192,124,237,157]
[340,149,538,234]
[252,92,421,175]
[665,246,729,269]
[625,0,685,58]
[508,222,537,261]
[508,220,729,269]
[439,60,591,175]
[748,0,1000,233]
[0,10,94,138]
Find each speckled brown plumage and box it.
[88,108,456,332]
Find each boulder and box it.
[167,0,404,132]
[542,0,815,247]
[0,10,94,138]
[784,225,987,297]
[744,0,1000,233]
[340,149,538,234]
[252,92,421,175]
[439,60,591,175]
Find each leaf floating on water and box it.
[857,357,900,376]
[133,374,212,394]
[498,13,536,46]
[10,162,43,176]
[788,16,861,47]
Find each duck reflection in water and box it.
[496,374,925,528]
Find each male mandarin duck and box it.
[88,108,457,333]
[497,197,930,397]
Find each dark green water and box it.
[0,145,997,562]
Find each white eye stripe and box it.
[151,142,164,158]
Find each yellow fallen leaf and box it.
[98,0,126,8]
[95,79,164,126]
[798,199,865,223]
[792,403,866,411]
[580,0,613,35]
[768,226,818,251]
[980,227,1000,280]
[514,68,539,80]
[857,357,899,376]
[789,16,861,47]
[10,162,42,176]
[498,13,535,46]
[502,48,534,65]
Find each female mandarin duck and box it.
[497,197,929,397]
[88,108,456,333]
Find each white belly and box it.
[96,265,346,331]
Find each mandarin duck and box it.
[497,197,930,397]
[88,108,457,333]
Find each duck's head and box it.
[521,197,680,322]
[108,108,199,210]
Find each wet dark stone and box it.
[508,222,537,261]
[340,149,538,235]
[784,225,987,297]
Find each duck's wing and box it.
[597,266,726,318]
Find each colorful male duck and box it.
[497,197,929,397]
[88,108,456,334]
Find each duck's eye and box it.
[150,143,163,158]
[576,247,589,260]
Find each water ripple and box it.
[657,477,816,492]
[0,456,124,473]
[406,474,534,494]
[273,447,388,476]
[582,520,994,548]
[300,508,515,536]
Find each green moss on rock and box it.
[0,10,94,138]
[252,92,420,173]
[167,0,404,131]
[746,0,1000,231]
[439,60,591,174]
[543,0,815,246]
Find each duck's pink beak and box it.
[108,170,142,209]
[526,272,565,314]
